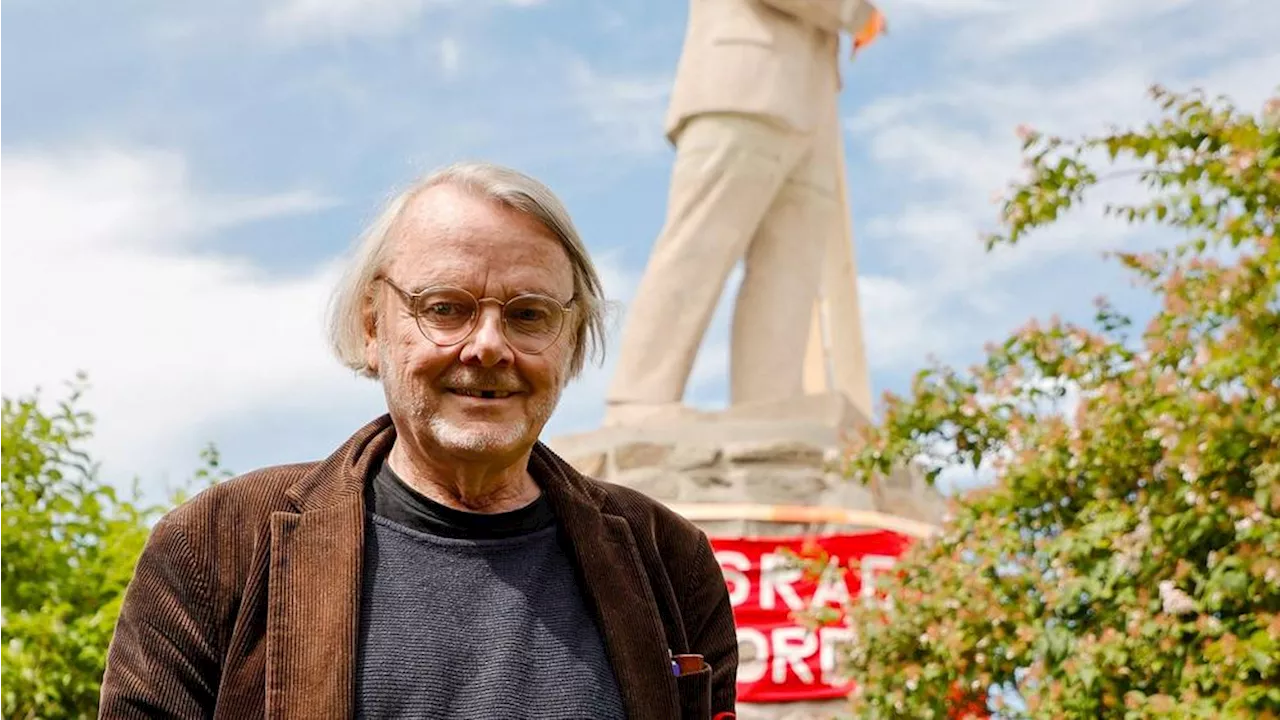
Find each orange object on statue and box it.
[853,9,886,51]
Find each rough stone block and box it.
[687,470,733,489]
[734,467,828,504]
[610,467,678,501]
[724,440,825,465]
[679,470,740,503]
[821,473,878,511]
[614,442,673,471]
[667,444,721,470]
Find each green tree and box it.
[1,377,228,719]
[837,86,1279,718]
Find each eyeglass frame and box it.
[376,275,577,354]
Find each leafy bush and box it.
[2,378,226,719]
[838,86,1279,718]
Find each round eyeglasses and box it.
[378,276,574,355]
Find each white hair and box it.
[327,161,608,378]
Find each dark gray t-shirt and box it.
[354,462,626,719]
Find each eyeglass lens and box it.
[411,288,565,353]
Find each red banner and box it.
[708,531,912,703]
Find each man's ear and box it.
[362,294,380,375]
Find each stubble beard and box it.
[380,342,564,457]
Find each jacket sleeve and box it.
[99,516,220,719]
[753,0,877,35]
[680,533,739,716]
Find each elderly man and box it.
[604,0,883,425]
[99,162,738,720]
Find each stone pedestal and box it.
[549,392,945,535]
[547,392,945,720]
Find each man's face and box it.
[365,184,576,463]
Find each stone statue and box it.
[603,0,883,427]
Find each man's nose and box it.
[460,306,514,367]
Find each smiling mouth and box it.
[448,388,517,399]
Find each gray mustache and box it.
[441,369,527,393]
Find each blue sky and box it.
[3,0,1277,500]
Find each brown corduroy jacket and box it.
[98,415,738,719]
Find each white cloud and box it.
[858,274,951,368]
[881,0,1005,21]
[264,0,432,41]
[968,0,1195,57]
[439,37,461,78]
[206,191,337,229]
[567,59,672,159]
[261,0,539,42]
[884,0,1197,57]
[1,146,383,495]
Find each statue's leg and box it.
[605,113,808,423]
[730,109,841,407]
[817,125,874,419]
[801,116,874,417]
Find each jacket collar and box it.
[268,415,679,719]
[283,414,393,513]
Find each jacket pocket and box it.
[675,664,712,719]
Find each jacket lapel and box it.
[534,446,680,720]
[264,416,393,720]
[266,500,364,719]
